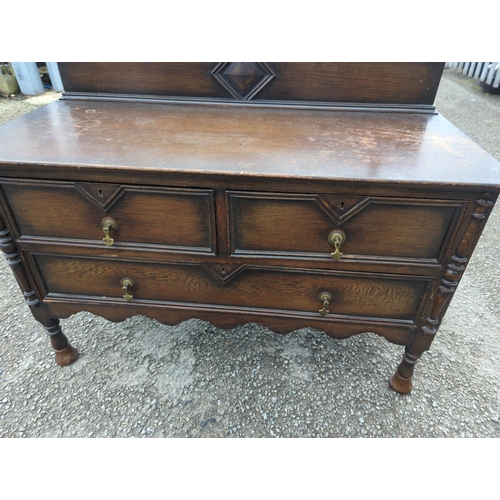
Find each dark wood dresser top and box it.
[1,99,500,190]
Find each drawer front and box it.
[34,253,433,322]
[228,191,467,264]
[1,181,215,253]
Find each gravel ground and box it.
[0,72,499,438]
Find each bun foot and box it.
[54,344,79,366]
[389,371,413,394]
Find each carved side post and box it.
[0,214,78,366]
[390,193,494,394]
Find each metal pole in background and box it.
[11,62,44,96]
[46,62,64,92]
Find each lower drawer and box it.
[32,254,434,323]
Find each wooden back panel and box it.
[58,63,445,108]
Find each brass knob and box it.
[318,292,333,317]
[120,278,134,302]
[102,217,118,247]
[328,229,346,261]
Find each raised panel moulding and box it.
[211,62,275,100]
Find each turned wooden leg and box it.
[389,347,421,395]
[1,213,78,366]
[44,319,79,366]
[389,193,496,394]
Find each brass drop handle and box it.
[102,217,118,247]
[318,292,333,317]
[328,229,346,261]
[121,278,134,302]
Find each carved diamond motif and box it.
[212,62,275,100]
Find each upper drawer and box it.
[228,191,467,265]
[1,180,216,254]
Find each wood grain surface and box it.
[1,100,499,189]
[34,253,433,321]
[228,191,466,262]
[2,181,215,253]
[58,63,444,105]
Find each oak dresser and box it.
[1,63,499,394]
